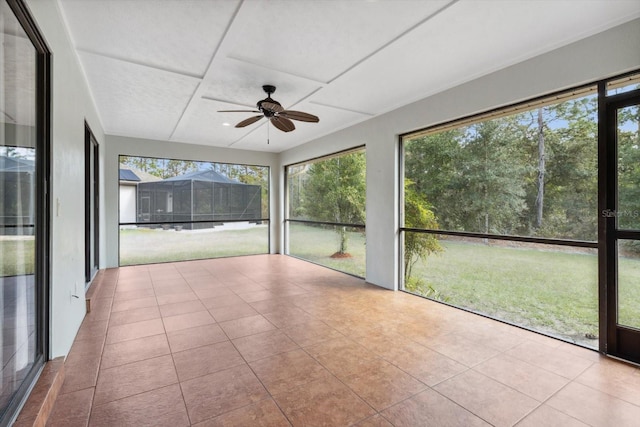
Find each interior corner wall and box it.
[25,0,106,358]
[103,135,280,268]
[279,18,640,291]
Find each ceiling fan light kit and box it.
[218,85,319,135]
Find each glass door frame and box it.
[599,83,640,363]
[2,1,50,425]
[85,123,99,284]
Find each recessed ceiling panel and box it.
[313,0,640,115]
[79,52,200,140]
[201,58,322,109]
[59,0,240,76]
[224,0,451,83]
[172,98,257,148]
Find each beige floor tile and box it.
[434,370,539,427]
[192,398,291,426]
[159,299,207,317]
[100,333,170,369]
[93,355,178,405]
[173,341,245,381]
[340,358,426,411]
[505,340,595,379]
[281,320,343,346]
[474,353,569,401]
[108,305,160,327]
[201,293,246,309]
[111,296,157,313]
[352,414,394,427]
[89,384,189,427]
[232,330,299,362]
[46,387,94,426]
[181,365,269,424]
[547,381,640,427]
[105,318,165,344]
[209,303,258,322]
[381,388,491,427]
[162,310,215,333]
[423,333,501,367]
[250,349,330,395]
[218,314,276,339]
[515,404,589,427]
[166,323,228,353]
[273,375,375,426]
[575,358,640,406]
[384,341,467,386]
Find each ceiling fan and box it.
[218,85,319,133]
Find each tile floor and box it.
[45,255,640,426]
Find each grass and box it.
[288,223,366,277]
[119,225,269,266]
[407,239,640,347]
[0,237,35,276]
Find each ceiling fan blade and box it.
[261,102,284,113]
[218,109,261,113]
[271,116,295,132]
[279,110,319,123]
[236,115,264,128]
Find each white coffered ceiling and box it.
[57,0,640,153]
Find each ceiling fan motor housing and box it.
[258,85,280,116]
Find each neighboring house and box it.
[118,164,161,224]
[136,170,262,229]
[0,155,35,235]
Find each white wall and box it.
[26,0,105,357]
[119,185,136,223]
[279,18,640,290]
[103,135,279,267]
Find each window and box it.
[401,87,601,347]
[118,156,269,265]
[285,148,366,277]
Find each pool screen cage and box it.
[135,170,262,230]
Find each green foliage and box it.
[617,105,640,230]
[404,94,602,241]
[404,276,448,302]
[301,151,366,254]
[404,180,443,279]
[120,156,198,179]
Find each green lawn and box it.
[288,223,366,277]
[0,237,35,276]
[407,239,640,347]
[119,225,269,266]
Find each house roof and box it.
[119,169,141,182]
[162,170,242,184]
[119,164,162,183]
[0,155,34,172]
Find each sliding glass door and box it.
[602,84,640,363]
[1,1,49,424]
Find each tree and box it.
[457,119,528,235]
[404,129,465,230]
[301,151,365,255]
[404,180,443,280]
[534,107,545,229]
[119,156,197,179]
[617,105,640,233]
